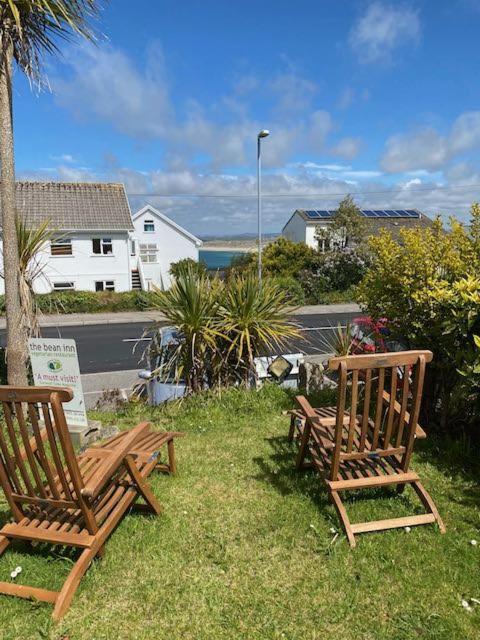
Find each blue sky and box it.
[14,0,480,235]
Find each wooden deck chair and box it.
[0,385,183,619]
[289,350,445,548]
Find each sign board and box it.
[28,338,88,428]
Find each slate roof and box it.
[284,208,435,239]
[1,181,134,231]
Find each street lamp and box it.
[257,129,270,282]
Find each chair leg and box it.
[411,481,446,534]
[124,455,163,515]
[167,439,177,475]
[0,535,10,557]
[287,415,296,442]
[329,490,356,548]
[52,546,97,621]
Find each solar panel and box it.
[376,210,389,217]
[362,210,378,217]
[305,210,321,219]
[317,210,332,218]
[405,209,419,218]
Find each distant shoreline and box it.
[201,244,254,252]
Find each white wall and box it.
[282,212,307,243]
[282,212,338,249]
[0,231,132,294]
[133,207,200,290]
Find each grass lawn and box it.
[0,385,479,640]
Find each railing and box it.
[136,257,147,291]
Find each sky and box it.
[13,0,480,236]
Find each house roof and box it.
[132,204,203,247]
[1,181,134,231]
[282,208,434,237]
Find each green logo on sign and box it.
[47,359,63,372]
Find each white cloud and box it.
[53,43,334,171]
[330,137,362,160]
[381,111,480,172]
[54,42,173,139]
[349,2,420,64]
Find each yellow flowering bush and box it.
[357,204,480,429]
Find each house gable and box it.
[132,205,202,247]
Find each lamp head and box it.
[257,129,270,139]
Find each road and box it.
[0,312,358,374]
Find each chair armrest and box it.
[81,422,150,500]
[382,391,427,439]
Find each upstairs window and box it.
[144,219,155,232]
[139,243,158,263]
[51,238,72,256]
[95,280,115,292]
[92,238,113,255]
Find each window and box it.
[92,238,113,255]
[95,281,115,292]
[51,238,72,256]
[130,239,136,256]
[144,219,155,232]
[52,282,75,291]
[139,243,158,263]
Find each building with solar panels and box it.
[282,208,434,250]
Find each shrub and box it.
[0,290,156,316]
[357,204,480,430]
[170,257,207,279]
[259,237,316,277]
[270,275,305,306]
[147,266,300,392]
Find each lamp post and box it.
[257,129,270,282]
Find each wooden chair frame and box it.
[289,350,445,547]
[0,385,183,619]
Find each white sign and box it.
[28,338,88,428]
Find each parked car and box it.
[351,316,408,355]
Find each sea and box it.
[199,250,246,270]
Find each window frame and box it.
[52,281,75,291]
[143,219,155,233]
[92,237,113,256]
[139,242,158,264]
[50,238,73,257]
[95,280,115,292]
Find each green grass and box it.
[0,385,479,639]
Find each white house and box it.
[132,205,202,289]
[0,181,202,294]
[282,208,433,250]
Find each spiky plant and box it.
[0,1,101,383]
[148,264,223,393]
[218,274,301,383]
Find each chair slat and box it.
[347,370,359,453]
[359,369,372,451]
[27,404,61,500]
[401,356,426,471]
[383,368,398,449]
[372,368,385,449]
[330,361,347,480]
[2,403,35,496]
[395,368,410,446]
[41,403,73,501]
[0,413,23,495]
[14,402,47,498]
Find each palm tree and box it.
[0,1,101,384]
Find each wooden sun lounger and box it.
[288,350,445,547]
[0,385,183,619]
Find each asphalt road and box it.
[0,312,358,374]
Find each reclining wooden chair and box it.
[0,386,183,619]
[289,350,445,547]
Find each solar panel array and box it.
[304,209,419,219]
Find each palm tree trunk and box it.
[0,39,28,385]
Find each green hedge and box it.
[0,291,158,315]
